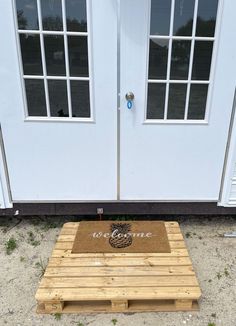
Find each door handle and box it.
[125,92,134,109]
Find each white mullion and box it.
[18,30,41,34]
[23,75,44,79]
[23,75,90,81]
[37,0,50,117]
[61,0,73,118]
[149,35,214,41]
[148,79,210,84]
[184,0,199,120]
[18,30,88,36]
[66,31,88,36]
[69,76,90,81]
[163,0,175,120]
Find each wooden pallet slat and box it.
[44,265,195,277]
[36,286,201,301]
[47,256,192,267]
[39,275,199,288]
[36,222,201,313]
[51,248,189,258]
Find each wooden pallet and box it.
[35,222,201,313]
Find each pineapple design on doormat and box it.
[109,223,133,248]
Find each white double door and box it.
[0,0,235,203]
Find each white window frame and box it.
[143,0,224,125]
[12,0,95,123]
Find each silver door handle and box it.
[125,92,134,109]
[125,92,134,101]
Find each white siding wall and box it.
[219,92,236,206]
[0,133,12,208]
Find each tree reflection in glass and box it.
[66,0,87,32]
[41,0,63,31]
[16,0,39,30]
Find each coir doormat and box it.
[72,221,171,253]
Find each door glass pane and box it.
[41,0,63,31]
[167,84,187,119]
[16,0,38,30]
[25,79,47,116]
[196,0,218,37]
[150,0,171,36]
[71,81,90,117]
[192,41,213,80]
[173,0,195,36]
[147,83,166,119]
[188,84,208,120]
[170,40,191,80]
[44,35,66,76]
[20,34,43,75]
[66,0,87,32]
[149,39,169,80]
[68,36,89,77]
[48,80,69,117]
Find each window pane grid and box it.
[147,0,218,122]
[16,0,91,119]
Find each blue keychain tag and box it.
[127,100,133,109]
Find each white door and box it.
[0,0,117,201]
[120,0,236,200]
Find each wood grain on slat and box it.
[51,248,189,258]
[48,257,192,267]
[44,265,195,277]
[36,286,201,301]
[39,275,199,288]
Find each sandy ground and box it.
[0,216,235,326]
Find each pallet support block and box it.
[44,301,64,313]
[175,299,193,310]
[35,222,201,313]
[112,300,129,311]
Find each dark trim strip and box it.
[1,202,236,216]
